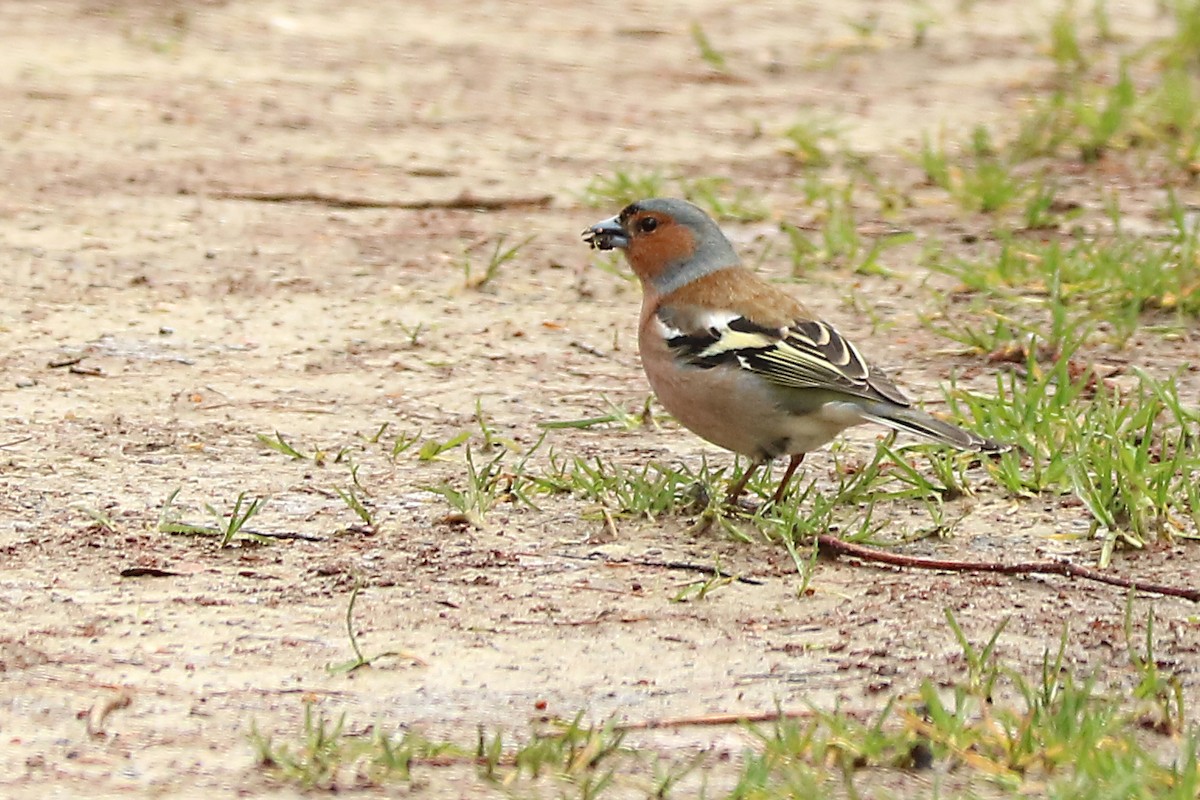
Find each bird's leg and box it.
[770,454,805,506]
[723,458,763,507]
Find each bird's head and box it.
[582,198,739,294]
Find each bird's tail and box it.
[860,404,1009,453]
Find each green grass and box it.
[582,170,768,221]
[422,413,551,525]
[334,484,374,529]
[1012,59,1139,164]
[681,176,769,222]
[730,438,983,560]
[425,444,542,526]
[536,453,719,519]
[252,704,460,790]
[999,1,1200,171]
[780,117,841,168]
[462,233,534,291]
[581,170,668,208]
[326,582,411,674]
[254,613,1198,797]
[690,21,729,73]
[669,564,736,602]
[416,430,471,461]
[256,430,311,461]
[945,350,1200,564]
[916,182,1199,533]
[918,128,1035,214]
[540,395,656,432]
[784,178,913,276]
[520,441,963,538]
[907,0,1200,217]
[927,193,1200,346]
[157,487,271,547]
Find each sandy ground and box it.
[1,0,1198,796]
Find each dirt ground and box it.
[1,1,1198,797]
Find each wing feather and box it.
[660,310,910,406]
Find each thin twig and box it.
[601,507,619,540]
[569,341,610,358]
[194,189,553,211]
[816,534,1200,602]
[0,436,32,449]
[164,526,324,542]
[509,613,651,627]
[548,552,764,585]
[620,557,764,585]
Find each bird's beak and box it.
[581,215,629,251]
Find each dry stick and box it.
[815,534,1200,602]
[194,189,553,211]
[548,552,765,585]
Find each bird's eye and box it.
[637,217,658,233]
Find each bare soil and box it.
[1,1,1197,797]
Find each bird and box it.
[581,197,1008,506]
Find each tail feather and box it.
[860,405,1009,453]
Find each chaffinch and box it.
[582,197,1007,506]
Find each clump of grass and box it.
[784,179,912,276]
[385,428,420,463]
[478,712,630,787]
[929,193,1200,346]
[924,223,1200,562]
[417,430,470,462]
[538,453,718,519]
[582,171,769,222]
[780,117,841,168]
[918,128,1034,214]
[581,170,667,208]
[255,612,1197,797]
[669,559,736,602]
[681,176,769,222]
[738,611,1197,797]
[252,704,460,790]
[78,505,120,533]
[905,2,1200,181]
[1067,368,1200,565]
[158,488,271,547]
[424,448,507,526]
[462,234,533,291]
[256,431,311,461]
[334,485,374,530]
[1007,6,1200,171]
[742,435,979,556]
[1047,0,1088,74]
[425,430,548,525]
[256,430,342,467]
[946,350,1199,563]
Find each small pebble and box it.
[15,377,36,388]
